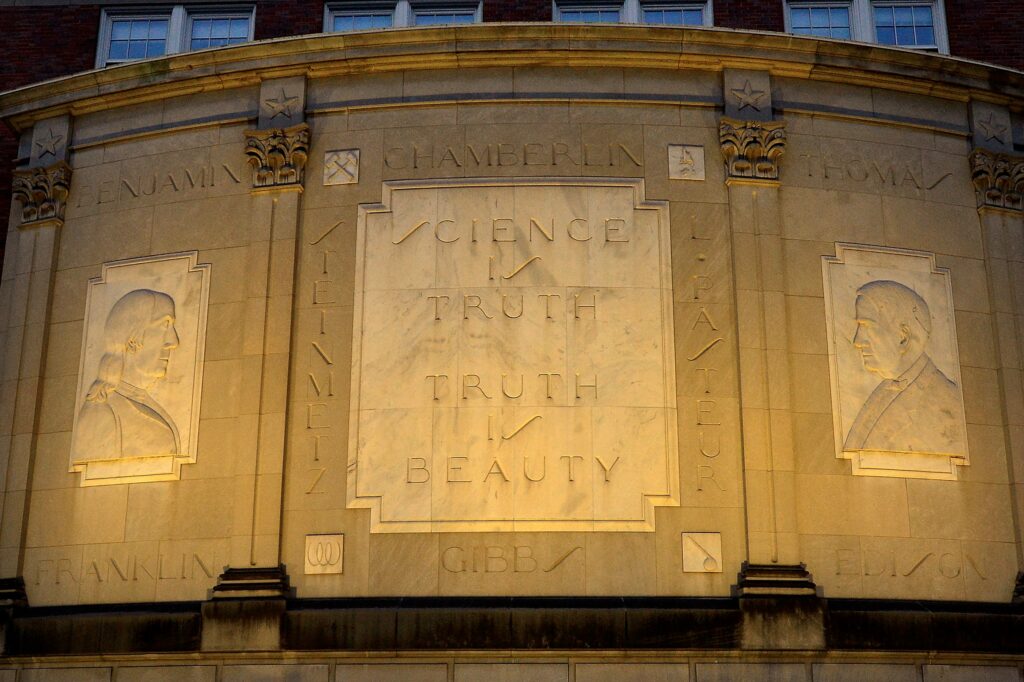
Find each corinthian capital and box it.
[719,118,787,182]
[970,148,1024,211]
[244,123,310,189]
[11,161,71,227]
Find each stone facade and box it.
[0,22,1022,676]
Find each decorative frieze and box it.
[11,161,71,226]
[719,118,786,182]
[969,148,1024,211]
[244,124,310,189]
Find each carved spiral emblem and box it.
[306,538,342,567]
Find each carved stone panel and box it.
[822,244,968,480]
[70,253,211,486]
[349,178,679,532]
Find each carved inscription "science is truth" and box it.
[348,179,679,532]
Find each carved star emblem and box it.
[264,89,299,121]
[977,112,1008,144]
[33,128,64,158]
[730,80,767,111]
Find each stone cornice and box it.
[11,161,71,227]
[719,117,787,182]
[970,148,1024,211]
[0,25,1022,130]
[245,124,310,189]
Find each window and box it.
[555,0,712,25]
[643,6,707,26]
[788,4,851,39]
[559,5,622,22]
[873,3,934,48]
[325,2,480,31]
[784,0,946,52]
[98,7,255,67]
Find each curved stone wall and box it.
[1,25,1023,619]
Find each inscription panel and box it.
[349,179,678,532]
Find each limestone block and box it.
[222,665,328,682]
[695,663,808,681]
[20,670,110,682]
[922,665,1020,682]
[576,663,690,682]
[454,663,568,682]
[812,663,917,682]
[336,664,447,682]
[116,667,215,682]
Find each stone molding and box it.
[244,124,310,189]
[11,161,71,226]
[719,118,786,182]
[970,148,1024,211]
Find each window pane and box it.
[811,26,829,36]
[874,6,893,24]
[810,8,829,27]
[108,40,129,60]
[683,9,702,24]
[192,19,211,39]
[913,5,932,25]
[832,25,851,38]
[791,8,810,28]
[230,18,249,38]
[915,25,933,45]
[830,7,849,27]
[191,38,208,50]
[876,25,896,43]
[129,20,149,39]
[895,25,914,43]
[211,18,230,37]
[333,15,353,31]
[111,20,131,40]
[893,6,913,25]
[146,40,165,57]
[128,41,147,59]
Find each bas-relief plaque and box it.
[822,244,968,480]
[70,253,210,486]
[349,178,679,532]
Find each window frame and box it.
[97,5,255,68]
[324,1,482,31]
[553,0,713,26]
[782,0,947,53]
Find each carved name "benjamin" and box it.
[75,163,243,207]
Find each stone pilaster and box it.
[969,139,1024,601]
[0,116,73,621]
[721,112,814,605]
[207,79,307,648]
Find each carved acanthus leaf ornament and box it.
[970,148,1024,211]
[11,161,71,226]
[719,118,786,181]
[244,123,310,188]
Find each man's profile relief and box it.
[823,245,968,479]
[70,254,210,486]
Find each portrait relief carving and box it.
[70,253,210,486]
[822,244,968,479]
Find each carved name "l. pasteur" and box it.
[349,179,679,533]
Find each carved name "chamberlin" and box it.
[384,142,642,170]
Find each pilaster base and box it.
[736,563,825,650]
[201,565,290,651]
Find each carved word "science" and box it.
[34,553,216,585]
[384,143,641,170]
[75,164,243,207]
[392,216,629,245]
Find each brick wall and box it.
[945,0,1024,71]
[0,5,100,237]
[714,0,785,33]
[484,0,552,22]
[254,0,323,40]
